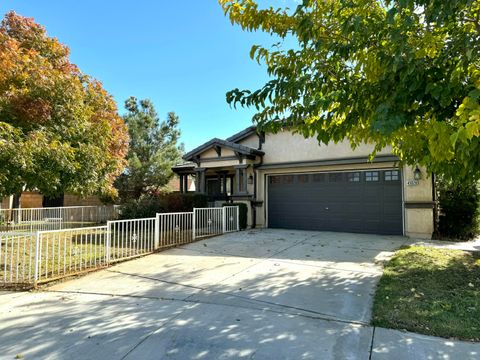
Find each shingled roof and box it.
[182,137,264,162]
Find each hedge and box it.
[119,193,208,219]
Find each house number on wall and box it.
[407,179,419,186]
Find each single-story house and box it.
[173,126,435,239]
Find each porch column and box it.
[234,164,249,195]
[195,168,206,194]
[183,174,189,193]
[222,174,227,195]
[179,175,184,193]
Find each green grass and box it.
[372,246,480,341]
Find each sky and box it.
[0,0,295,150]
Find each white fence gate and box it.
[0,206,240,288]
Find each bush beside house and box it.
[119,193,208,219]
[436,179,480,240]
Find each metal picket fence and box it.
[0,206,240,288]
[107,217,157,263]
[157,212,194,248]
[0,232,37,286]
[0,205,120,232]
[36,226,108,283]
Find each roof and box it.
[182,137,264,162]
[171,161,196,171]
[173,161,195,169]
[226,125,258,143]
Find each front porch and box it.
[172,164,254,204]
[172,137,264,226]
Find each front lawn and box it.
[372,246,480,341]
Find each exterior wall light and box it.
[247,175,254,185]
[413,167,422,180]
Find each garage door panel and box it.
[267,170,403,235]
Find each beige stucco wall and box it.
[237,134,260,149]
[261,131,392,163]
[403,165,434,239]
[200,147,235,159]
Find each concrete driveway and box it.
[1,229,479,359]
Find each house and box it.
[1,192,105,209]
[172,126,435,239]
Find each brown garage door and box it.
[267,170,403,235]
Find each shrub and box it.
[163,193,208,212]
[437,179,479,240]
[119,196,166,219]
[223,202,248,230]
[119,193,208,219]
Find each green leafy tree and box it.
[219,0,480,180]
[116,97,183,200]
[0,11,129,199]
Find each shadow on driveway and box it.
[1,229,477,359]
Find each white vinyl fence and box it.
[0,206,120,232]
[0,206,240,288]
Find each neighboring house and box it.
[1,192,105,209]
[172,126,435,239]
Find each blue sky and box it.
[0,1,295,150]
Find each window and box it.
[385,170,400,181]
[313,173,325,182]
[283,175,294,184]
[347,172,360,182]
[269,176,281,184]
[329,173,343,182]
[365,171,379,182]
[298,174,309,183]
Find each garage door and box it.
[267,170,403,235]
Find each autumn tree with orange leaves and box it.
[0,11,128,199]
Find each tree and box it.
[0,11,128,199]
[219,0,480,180]
[115,97,183,200]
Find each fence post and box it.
[106,221,111,264]
[222,207,226,234]
[154,213,160,249]
[192,208,196,240]
[33,231,40,288]
[236,206,240,232]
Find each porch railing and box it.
[0,206,241,288]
